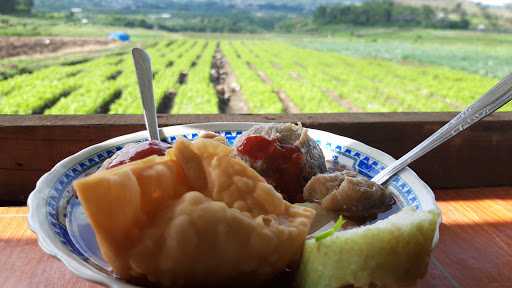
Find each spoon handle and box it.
[132,48,160,141]
[372,73,512,185]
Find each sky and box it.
[470,0,512,5]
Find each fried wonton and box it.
[73,138,315,287]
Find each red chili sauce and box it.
[237,135,305,203]
[107,140,170,169]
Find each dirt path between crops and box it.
[272,62,283,70]
[289,71,302,80]
[247,62,300,113]
[212,46,249,114]
[325,90,362,112]
[0,37,118,59]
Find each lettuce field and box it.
[0,37,508,115]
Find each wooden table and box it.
[1,187,511,288]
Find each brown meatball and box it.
[234,123,326,181]
[303,172,395,222]
[234,123,327,203]
[303,170,357,202]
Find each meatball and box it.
[99,132,224,171]
[100,140,170,170]
[234,123,327,203]
[303,170,357,202]
[303,172,395,222]
[235,123,326,180]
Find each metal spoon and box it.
[372,73,512,185]
[132,48,160,141]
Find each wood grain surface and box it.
[1,187,511,288]
[2,113,512,204]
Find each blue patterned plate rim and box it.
[28,122,441,288]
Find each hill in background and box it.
[396,0,512,18]
[34,0,512,12]
[34,0,362,13]
[27,0,512,32]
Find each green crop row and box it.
[247,41,412,112]
[246,41,399,111]
[0,48,133,114]
[0,64,78,98]
[299,37,512,79]
[44,63,124,114]
[173,41,218,114]
[0,39,185,115]
[0,65,83,114]
[152,40,205,111]
[310,45,505,111]
[0,37,506,115]
[221,42,283,113]
[235,41,346,113]
[43,46,147,115]
[243,40,505,112]
[108,39,198,114]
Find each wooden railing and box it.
[2,112,512,205]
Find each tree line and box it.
[314,0,470,30]
[0,0,34,14]
[67,10,284,33]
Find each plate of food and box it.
[28,122,441,288]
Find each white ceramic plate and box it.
[28,122,441,287]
